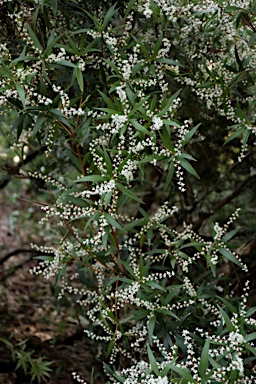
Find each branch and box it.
[236,232,256,258]
[0,146,46,189]
[0,248,53,265]
[192,173,256,231]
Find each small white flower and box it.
[152,116,163,130]
[143,8,153,18]
[229,332,245,345]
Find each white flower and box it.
[233,355,244,376]
[121,160,138,183]
[116,86,127,102]
[148,377,169,384]
[152,116,163,130]
[143,8,153,19]
[122,60,132,80]
[228,332,245,345]
[111,114,127,133]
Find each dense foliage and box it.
[1,0,256,382]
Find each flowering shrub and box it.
[1,0,256,382]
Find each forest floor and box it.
[0,182,105,384]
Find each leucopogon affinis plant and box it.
[0,0,256,382]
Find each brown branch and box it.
[0,146,46,189]
[0,248,53,265]
[236,232,256,258]
[192,173,256,231]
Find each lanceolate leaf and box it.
[199,339,210,378]
[27,25,42,50]
[178,157,200,179]
[147,345,160,375]
[115,182,143,204]
[15,83,26,108]
[217,305,235,332]
[103,212,122,230]
[218,247,243,268]
[74,175,109,183]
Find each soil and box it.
[0,183,106,384]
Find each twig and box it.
[192,173,256,231]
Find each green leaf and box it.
[117,259,136,278]
[224,127,244,145]
[242,128,250,145]
[69,153,83,172]
[103,58,120,75]
[178,157,200,179]
[156,309,179,319]
[222,227,241,242]
[43,35,60,57]
[103,147,113,177]
[106,339,115,358]
[55,59,76,68]
[245,307,256,318]
[162,286,181,305]
[225,5,246,11]
[124,0,137,17]
[130,119,151,135]
[158,89,181,117]
[245,332,256,342]
[248,32,256,47]
[121,218,147,232]
[216,296,237,314]
[217,305,235,332]
[162,119,181,128]
[12,113,26,139]
[13,114,33,140]
[144,281,166,291]
[156,58,180,66]
[131,62,144,76]
[95,107,119,115]
[160,362,195,381]
[153,33,164,57]
[235,105,249,122]
[50,0,58,16]
[218,247,243,268]
[159,130,173,151]
[76,67,84,92]
[115,182,143,204]
[74,175,109,183]
[98,90,117,110]
[34,255,54,261]
[103,212,122,230]
[15,83,26,108]
[128,96,150,116]
[0,65,14,78]
[27,25,42,50]
[148,316,156,343]
[182,124,200,146]
[49,109,73,128]
[164,160,175,190]
[33,114,45,136]
[147,344,160,375]
[103,363,125,383]
[0,337,14,349]
[90,367,95,384]
[247,345,256,356]
[125,86,135,106]
[199,339,210,378]
[103,3,117,28]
